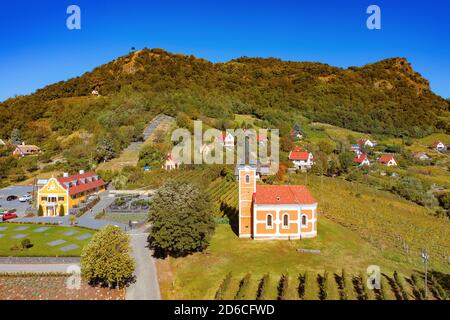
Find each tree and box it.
[37,204,44,217]
[148,180,215,257]
[138,144,164,167]
[95,135,116,162]
[59,205,65,216]
[279,136,293,152]
[80,225,135,288]
[10,128,22,145]
[338,152,354,173]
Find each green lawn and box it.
[0,223,95,257]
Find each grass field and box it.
[0,223,95,257]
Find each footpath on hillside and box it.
[98,114,175,171]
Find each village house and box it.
[37,171,105,217]
[378,155,397,166]
[288,148,314,171]
[350,144,363,156]
[162,153,180,170]
[412,152,431,161]
[217,132,235,148]
[238,165,318,240]
[12,143,41,157]
[356,138,376,148]
[290,129,303,140]
[353,154,370,166]
[431,141,446,152]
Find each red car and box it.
[2,212,18,221]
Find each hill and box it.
[1,48,449,141]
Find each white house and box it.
[413,152,431,161]
[288,150,314,171]
[432,141,446,152]
[357,138,376,148]
[351,144,363,156]
[378,155,397,166]
[353,154,370,166]
[162,153,180,170]
[217,132,235,148]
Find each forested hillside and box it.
[1,48,449,141]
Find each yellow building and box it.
[37,171,106,217]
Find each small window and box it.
[41,196,47,201]
[58,197,65,201]
[245,175,250,184]
[283,214,289,227]
[302,215,307,226]
[267,214,273,228]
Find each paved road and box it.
[0,263,78,273]
[125,226,161,300]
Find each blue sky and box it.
[0,0,449,101]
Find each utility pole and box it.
[421,248,429,300]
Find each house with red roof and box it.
[353,154,370,166]
[238,165,318,240]
[162,153,180,170]
[37,171,105,217]
[356,138,376,148]
[288,149,314,171]
[378,155,397,166]
[217,132,235,147]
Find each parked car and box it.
[19,194,32,202]
[6,195,18,201]
[2,212,18,221]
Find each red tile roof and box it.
[378,155,395,164]
[254,185,316,205]
[353,154,368,163]
[57,172,105,196]
[289,151,310,161]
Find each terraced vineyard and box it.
[209,178,239,210]
[212,269,447,300]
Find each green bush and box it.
[80,225,135,288]
[215,272,232,300]
[256,274,270,300]
[234,273,252,300]
[21,238,32,249]
[277,273,289,300]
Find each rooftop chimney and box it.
[63,172,69,178]
[79,170,85,175]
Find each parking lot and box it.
[0,185,34,217]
